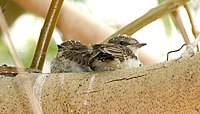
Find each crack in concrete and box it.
[106,74,146,83]
[146,65,167,72]
[83,89,102,94]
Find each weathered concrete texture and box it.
[0,53,200,113]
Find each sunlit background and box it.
[0,0,200,72]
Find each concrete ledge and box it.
[0,53,200,113]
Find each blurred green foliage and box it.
[0,0,57,68]
[0,38,57,68]
[157,0,173,36]
[0,0,24,36]
[0,0,9,11]
[0,37,57,68]
[0,38,13,65]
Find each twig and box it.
[0,6,23,67]
[167,44,186,61]
[184,3,198,38]
[103,0,190,42]
[0,0,10,12]
[171,10,190,44]
[183,3,199,51]
[30,0,63,71]
[181,33,200,57]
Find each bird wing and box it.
[62,49,91,66]
[90,44,136,62]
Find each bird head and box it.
[107,35,146,52]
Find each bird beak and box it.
[135,43,147,48]
[57,45,65,51]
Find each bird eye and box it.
[120,41,125,45]
[120,41,127,45]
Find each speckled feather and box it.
[89,43,140,71]
[88,35,146,71]
[107,35,140,46]
[90,43,137,62]
[50,40,92,73]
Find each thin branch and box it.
[184,3,198,38]
[183,3,199,51]
[167,43,186,61]
[30,0,63,71]
[171,10,190,44]
[0,0,10,12]
[0,6,23,67]
[181,33,200,57]
[103,0,190,42]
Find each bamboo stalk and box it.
[171,10,190,44]
[30,0,63,71]
[104,0,190,42]
[183,3,199,51]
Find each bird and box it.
[88,35,146,71]
[50,40,92,73]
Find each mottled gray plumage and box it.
[89,35,146,71]
[50,35,146,73]
[50,40,92,73]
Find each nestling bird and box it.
[50,40,92,73]
[89,35,146,71]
